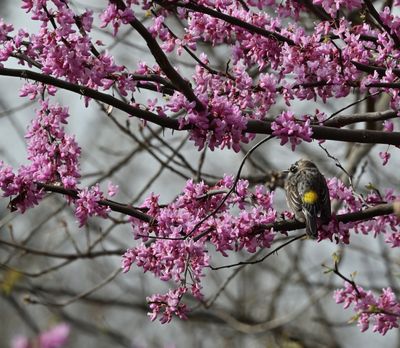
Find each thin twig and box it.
[209,234,305,270]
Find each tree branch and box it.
[36,183,153,223]
[36,182,398,239]
[1,67,400,145]
[110,0,205,111]
[0,66,182,129]
[253,203,395,234]
[0,239,123,259]
[324,110,397,127]
[352,61,400,77]
[246,120,400,145]
[364,0,400,47]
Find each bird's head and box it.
[284,159,317,178]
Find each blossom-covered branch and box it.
[34,182,397,235]
[1,67,399,146]
[333,261,400,335]
[36,183,153,223]
[109,0,205,111]
[253,202,395,234]
[0,67,181,130]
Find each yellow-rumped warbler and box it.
[284,159,331,239]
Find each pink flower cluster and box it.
[316,178,400,246]
[12,323,70,348]
[0,18,13,43]
[0,95,115,226]
[313,0,362,17]
[147,287,189,324]
[335,282,400,335]
[142,4,384,150]
[3,1,138,101]
[0,100,80,212]
[122,174,400,324]
[167,54,280,151]
[271,111,313,151]
[378,121,394,166]
[123,177,276,322]
[2,0,398,154]
[100,2,135,36]
[380,7,400,39]
[75,184,110,227]
[355,189,400,247]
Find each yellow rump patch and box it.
[303,190,318,204]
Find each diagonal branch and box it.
[0,66,181,130]
[109,0,205,111]
[156,0,295,45]
[363,0,400,48]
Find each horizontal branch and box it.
[36,183,153,223]
[352,61,400,77]
[0,66,182,130]
[367,82,400,89]
[323,110,397,127]
[253,203,395,233]
[37,183,397,240]
[0,238,123,259]
[246,120,400,145]
[1,67,400,145]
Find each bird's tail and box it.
[303,208,318,239]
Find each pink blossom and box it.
[75,184,110,227]
[11,336,30,348]
[123,177,276,321]
[147,287,189,324]
[327,177,361,212]
[335,282,400,335]
[20,83,56,100]
[271,111,313,150]
[80,10,94,32]
[39,324,70,348]
[170,89,250,152]
[313,0,362,17]
[107,182,119,197]
[322,179,400,244]
[354,190,400,243]
[100,3,135,36]
[383,120,394,132]
[380,7,400,39]
[379,151,391,166]
[11,323,70,348]
[258,73,278,111]
[0,18,13,42]
[0,99,80,212]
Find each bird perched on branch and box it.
[284,159,331,239]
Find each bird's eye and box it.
[290,165,297,173]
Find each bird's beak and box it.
[282,170,289,175]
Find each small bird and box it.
[284,159,331,239]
